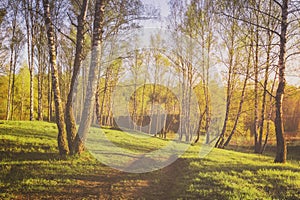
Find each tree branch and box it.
[219,12,281,37]
[272,0,282,9]
[67,12,77,27]
[289,8,300,14]
[53,23,76,45]
[247,75,277,99]
[245,6,281,22]
[286,51,300,60]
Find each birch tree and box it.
[75,0,107,154]
[43,0,69,155]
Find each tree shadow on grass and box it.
[0,151,60,161]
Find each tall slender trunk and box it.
[149,55,159,135]
[36,0,43,121]
[43,0,69,155]
[37,49,44,121]
[259,40,272,152]
[95,84,101,124]
[274,0,288,163]
[261,72,277,154]
[223,45,251,147]
[148,84,156,135]
[215,14,237,148]
[65,0,89,155]
[254,26,259,152]
[140,73,147,132]
[29,66,34,120]
[20,77,24,120]
[10,48,17,120]
[180,67,186,141]
[195,110,206,144]
[6,44,14,121]
[204,34,212,144]
[258,1,274,153]
[187,63,193,142]
[98,67,110,126]
[23,0,34,121]
[215,33,234,148]
[75,0,106,154]
[6,9,18,121]
[48,61,52,122]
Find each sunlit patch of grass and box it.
[94,127,169,153]
[179,145,300,200]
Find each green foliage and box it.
[0,76,8,119]
[0,121,299,199]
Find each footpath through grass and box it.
[0,121,299,199]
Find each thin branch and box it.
[288,17,300,25]
[53,24,76,45]
[218,12,281,37]
[67,12,77,27]
[247,75,277,98]
[289,8,300,14]
[245,6,281,22]
[272,0,283,8]
[286,51,300,60]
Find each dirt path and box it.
[47,158,190,200]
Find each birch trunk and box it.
[43,0,69,155]
[274,0,288,163]
[65,0,89,155]
[75,0,106,154]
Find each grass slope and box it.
[0,121,299,199]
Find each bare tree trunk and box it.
[148,84,156,135]
[20,78,24,120]
[6,8,18,121]
[195,110,206,144]
[37,48,44,121]
[97,67,110,126]
[215,37,234,148]
[258,1,274,153]
[43,0,69,156]
[48,61,52,122]
[6,47,13,121]
[140,73,147,132]
[223,44,251,147]
[204,40,211,144]
[6,49,14,120]
[29,63,34,120]
[261,71,277,154]
[215,13,237,148]
[10,47,18,120]
[37,1,44,121]
[23,0,35,121]
[187,63,193,142]
[65,0,89,155]
[75,0,106,154]
[253,4,260,152]
[180,67,186,141]
[95,84,102,124]
[274,0,288,163]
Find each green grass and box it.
[0,120,299,199]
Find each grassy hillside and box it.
[0,121,299,199]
